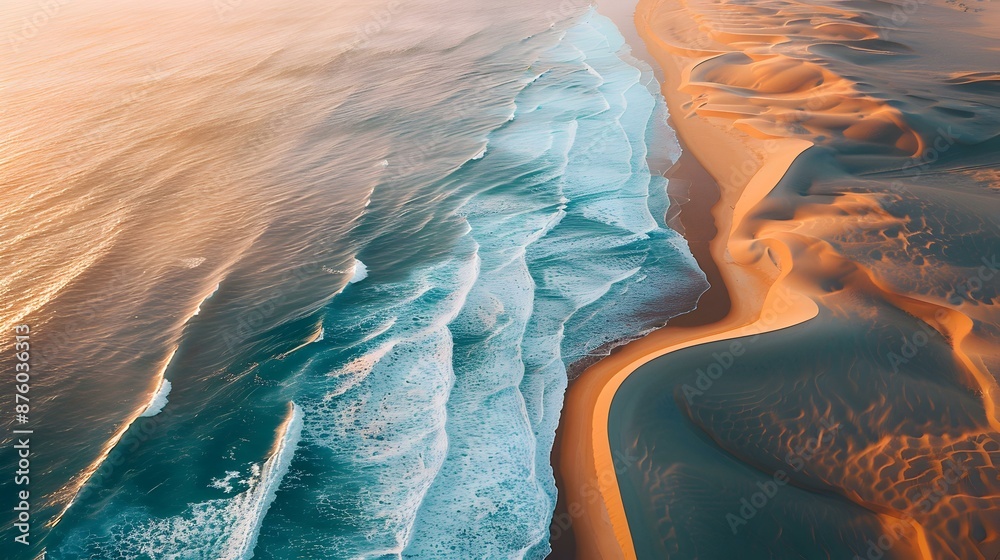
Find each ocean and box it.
[0,0,707,557]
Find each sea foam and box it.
[82,8,703,560]
[139,378,171,418]
[390,8,705,559]
[349,259,368,284]
[58,403,304,559]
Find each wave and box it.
[277,323,326,359]
[1,0,710,556]
[397,8,706,559]
[192,282,221,316]
[222,402,303,560]
[139,378,172,418]
[53,275,226,523]
[349,258,368,284]
[58,277,227,516]
[40,5,703,558]
[280,7,707,557]
[49,346,181,527]
[298,234,482,556]
[53,403,304,559]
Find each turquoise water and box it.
[2,1,706,557]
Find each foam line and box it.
[225,402,304,559]
[139,378,172,418]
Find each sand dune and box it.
[559,0,1000,557]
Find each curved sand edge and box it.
[556,3,817,558]
[559,0,1000,556]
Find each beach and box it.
[2,1,709,557]
[559,0,1000,557]
[3,0,997,556]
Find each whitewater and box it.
[6,1,707,558]
[290,9,706,559]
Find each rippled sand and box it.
[561,0,1000,557]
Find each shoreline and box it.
[547,2,730,555]
[554,0,817,557]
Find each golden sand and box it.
[560,0,1000,557]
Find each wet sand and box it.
[557,0,1000,557]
